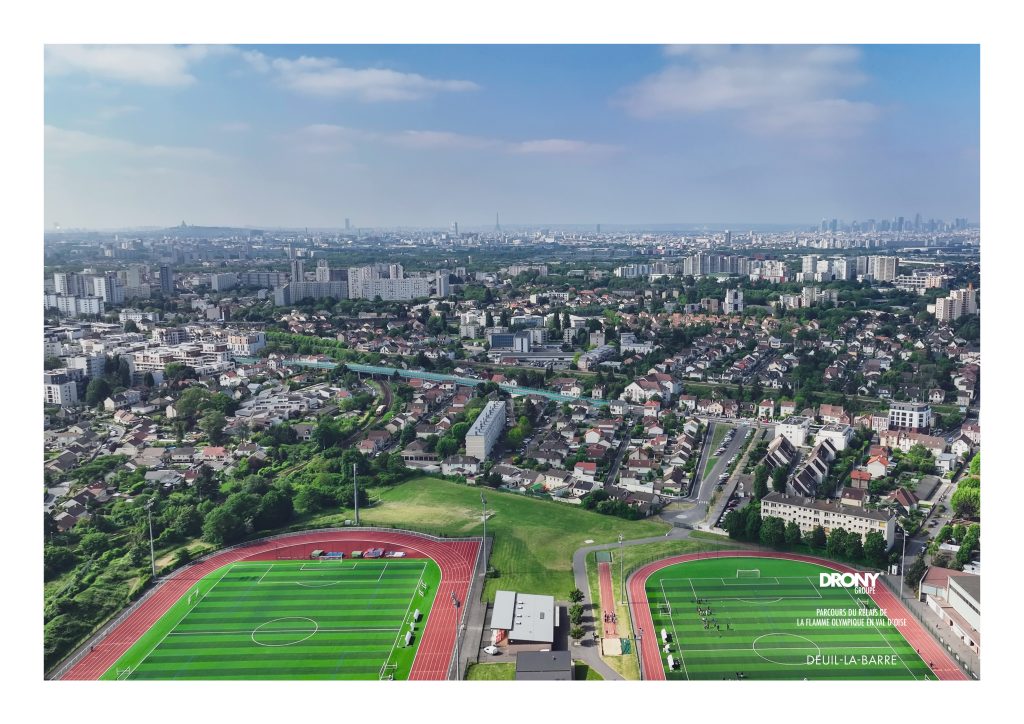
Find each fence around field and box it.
[47,526,482,681]
[877,574,980,679]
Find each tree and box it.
[843,532,864,561]
[570,625,585,642]
[784,521,801,547]
[85,378,111,407]
[950,486,980,518]
[743,506,762,541]
[199,410,227,446]
[771,465,788,494]
[969,453,980,478]
[904,553,928,589]
[253,488,294,531]
[759,516,786,548]
[143,371,155,388]
[752,465,769,500]
[826,527,848,558]
[202,505,246,544]
[123,319,140,333]
[569,603,584,625]
[568,587,584,603]
[810,525,827,549]
[863,531,888,567]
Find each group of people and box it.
[694,597,730,635]
[603,612,618,624]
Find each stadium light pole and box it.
[637,627,643,681]
[899,524,907,599]
[619,533,624,600]
[451,592,461,680]
[480,493,487,578]
[353,463,359,526]
[146,499,156,579]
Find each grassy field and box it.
[102,558,439,680]
[585,539,730,680]
[466,662,516,680]
[702,424,732,478]
[646,556,932,680]
[347,477,669,600]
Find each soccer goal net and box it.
[735,569,761,579]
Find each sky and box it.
[43,44,980,230]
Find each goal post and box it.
[735,569,762,579]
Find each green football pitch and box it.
[102,558,440,680]
[645,557,933,680]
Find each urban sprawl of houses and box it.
[42,218,981,665]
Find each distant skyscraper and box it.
[724,230,732,245]
[495,212,501,232]
[158,265,173,295]
[450,221,459,237]
[597,223,601,233]
[315,259,331,282]
[344,218,351,231]
[290,259,305,282]
[436,270,450,298]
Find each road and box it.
[661,421,748,529]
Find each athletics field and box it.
[101,558,439,680]
[629,552,969,681]
[56,530,480,681]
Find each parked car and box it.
[483,645,500,655]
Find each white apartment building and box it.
[869,255,899,282]
[465,400,507,461]
[723,288,744,313]
[776,415,812,448]
[888,401,932,431]
[814,423,854,452]
[44,294,105,317]
[934,296,961,322]
[44,371,78,408]
[119,309,161,323]
[228,331,267,356]
[361,277,430,301]
[65,354,106,379]
[761,492,896,548]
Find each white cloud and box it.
[289,124,615,156]
[510,138,617,155]
[244,50,479,101]
[45,45,227,87]
[619,45,877,138]
[45,125,220,161]
[388,130,498,150]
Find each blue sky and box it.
[43,44,979,229]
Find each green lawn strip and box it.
[466,662,516,680]
[645,556,931,681]
[103,559,440,680]
[344,476,668,600]
[702,424,732,479]
[573,660,603,680]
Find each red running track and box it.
[627,550,969,681]
[598,562,618,637]
[59,530,479,681]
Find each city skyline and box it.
[44,44,979,230]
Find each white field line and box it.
[661,579,689,680]
[839,585,918,680]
